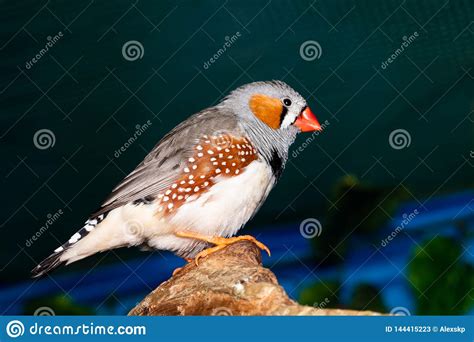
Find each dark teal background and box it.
[0,0,473,309]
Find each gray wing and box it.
[92,106,240,217]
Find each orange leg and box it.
[175,231,271,265]
[172,257,194,276]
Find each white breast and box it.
[169,160,274,236]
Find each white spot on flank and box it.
[172,183,177,188]
[184,167,190,173]
[165,189,171,195]
[200,175,205,179]
[189,157,195,162]
[189,180,195,184]
[188,175,194,179]
[194,186,200,192]
[198,152,204,157]
[235,169,240,174]
[168,203,173,209]
[207,150,214,154]
[69,233,81,244]
[225,168,230,173]
[178,195,183,200]
[204,181,209,186]
[163,196,169,201]
[216,168,221,174]
[192,165,197,169]
[196,145,203,150]
[210,157,216,161]
[227,155,233,159]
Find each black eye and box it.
[283,98,292,106]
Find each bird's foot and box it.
[175,231,271,265]
[172,257,193,276]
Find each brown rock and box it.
[129,240,382,316]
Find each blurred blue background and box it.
[0,0,473,315]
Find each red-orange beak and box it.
[294,107,322,132]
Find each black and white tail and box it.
[31,214,107,278]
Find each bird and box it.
[31,80,322,278]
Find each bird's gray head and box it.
[218,81,322,164]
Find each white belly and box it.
[149,160,275,256]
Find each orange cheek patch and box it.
[249,94,283,129]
